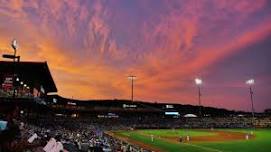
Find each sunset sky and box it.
[0,0,270,112]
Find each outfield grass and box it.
[115,129,271,152]
[141,129,215,137]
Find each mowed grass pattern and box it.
[116,129,271,152]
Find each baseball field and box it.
[110,129,271,152]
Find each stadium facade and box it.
[0,61,57,98]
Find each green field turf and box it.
[115,129,271,152]
[141,129,215,137]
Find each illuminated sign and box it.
[55,113,64,116]
[165,112,179,115]
[166,105,174,109]
[2,75,13,90]
[123,104,137,108]
[97,113,119,118]
[67,102,76,106]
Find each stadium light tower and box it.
[12,39,18,98]
[195,78,202,117]
[2,39,20,98]
[11,39,18,60]
[128,75,136,102]
[246,79,255,127]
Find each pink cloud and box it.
[0,0,270,111]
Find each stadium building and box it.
[0,61,57,115]
[0,61,57,98]
[0,60,249,119]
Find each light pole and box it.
[128,75,136,102]
[2,40,20,98]
[195,78,202,117]
[11,39,18,62]
[11,40,18,98]
[246,79,255,128]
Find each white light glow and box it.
[195,78,202,85]
[11,39,18,50]
[246,79,255,85]
[20,81,23,85]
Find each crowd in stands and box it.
[0,89,27,98]
[0,107,152,152]
[1,106,271,152]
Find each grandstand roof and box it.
[0,61,57,93]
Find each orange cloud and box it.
[0,0,270,111]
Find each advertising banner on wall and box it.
[1,75,13,91]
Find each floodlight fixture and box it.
[128,75,136,80]
[195,78,202,85]
[246,78,256,128]
[194,78,203,117]
[246,79,255,85]
[11,39,18,51]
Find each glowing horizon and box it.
[0,0,271,112]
